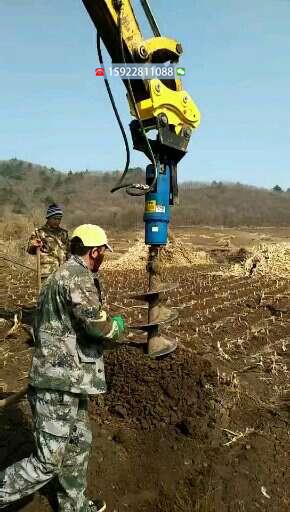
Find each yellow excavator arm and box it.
[82,0,200,139]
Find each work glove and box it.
[112,315,126,336]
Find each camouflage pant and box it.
[0,387,93,511]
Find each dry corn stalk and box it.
[229,242,290,277]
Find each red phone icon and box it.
[95,68,105,76]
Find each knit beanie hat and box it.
[46,203,63,219]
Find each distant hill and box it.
[0,158,290,228]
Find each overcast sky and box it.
[0,0,289,188]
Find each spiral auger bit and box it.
[130,245,178,358]
[125,121,190,356]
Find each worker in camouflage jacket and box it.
[0,224,128,512]
[27,203,70,280]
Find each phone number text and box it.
[104,64,176,79]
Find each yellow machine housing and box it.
[82,0,201,137]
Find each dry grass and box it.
[0,210,42,242]
[0,212,43,270]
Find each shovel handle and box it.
[36,246,41,293]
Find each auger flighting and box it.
[130,244,179,358]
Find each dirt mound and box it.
[159,237,212,267]
[229,242,290,277]
[91,346,217,434]
[105,236,212,270]
[210,245,250,264]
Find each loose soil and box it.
[0,228,289,511]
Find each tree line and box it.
[0,159,290,228]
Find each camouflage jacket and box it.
[29,256,121,395]
[27,224,70,278]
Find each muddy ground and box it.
[0,227,289,511]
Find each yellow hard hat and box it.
[71,224,113,251]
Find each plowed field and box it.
[0,227,289,512]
